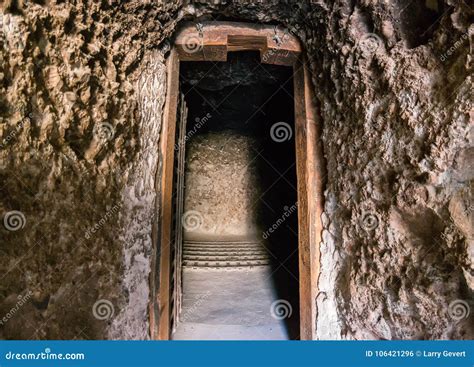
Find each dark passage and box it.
[172,52,299,340]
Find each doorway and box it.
[151,21,324,341]
[172,52,299,340]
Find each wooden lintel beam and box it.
[174,21,301,66]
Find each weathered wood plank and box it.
[174,21,301,66]
[293,60,311,340]
[294,55,323,340]
[154,48,180,340]
[303,56,324,340]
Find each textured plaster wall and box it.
[0,0,472,340]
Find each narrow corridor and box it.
[171,52,300,340]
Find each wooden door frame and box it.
[150,21,324,340]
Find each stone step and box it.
[183,255,270,261]
[183,250,269,256]
[183,259,271,268]
[184,244,266,249]
[183,241,271,269]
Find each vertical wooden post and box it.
[294,56,323,340]
[172,94,188,329]
[151,49,180,340]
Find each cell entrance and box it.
[170,52,300,340]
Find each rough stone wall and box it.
[1,0,472,340]
[0,0,181,339]
[301,0,473,340]
[184,132,261,241]
[108,51,167,340]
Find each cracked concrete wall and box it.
[0,0,472,340]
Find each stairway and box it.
[172,240,290,340]
[183,240,272,269]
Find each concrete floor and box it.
[171,267,289,340]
